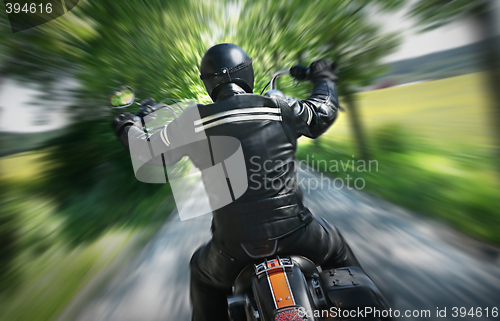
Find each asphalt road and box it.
[63,169,500,321]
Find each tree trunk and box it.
[473,2,500,176]
[345,93,369,159]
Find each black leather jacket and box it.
[118,79,339,242]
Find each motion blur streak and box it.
[0,0,498,321]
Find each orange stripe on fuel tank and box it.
[267,260,293,308]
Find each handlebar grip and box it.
[135,99,156,119]
[290,65,310,81]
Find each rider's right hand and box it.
[309,60,337,82]
[290,65,310,81]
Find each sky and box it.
[381,17,481,63]
[0,79,73,133]
[0,4,490,133]
[377,4,483,63]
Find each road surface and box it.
[62,169,500,321]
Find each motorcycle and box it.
[110,66,392,321]
[228,256,392,321]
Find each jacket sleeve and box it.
[267,78,339,139]
[117,116,187,167]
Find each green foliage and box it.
[0,184,20,291]
[38,120,175,244]
[297,127,500,245]
[0,0,406,245]
[0,130,64,157]
[0,151,163,320]
[409,0,489,32]
[372,123,410,153]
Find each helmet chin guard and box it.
[200,43,254,101]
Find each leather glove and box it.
[309,60,337,82]
[135,98,156,119]
[112,112,136,136]
[290,65,310,81]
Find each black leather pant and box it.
[189,218,360,321]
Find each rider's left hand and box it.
[112,112,136,136]
[135,98,156,119]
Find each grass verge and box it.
[297,128,499,245]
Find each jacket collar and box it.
[214,83,247,102]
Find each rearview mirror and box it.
[109,86,135,108]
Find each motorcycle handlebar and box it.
[134,100,182,127]
[269,65,310,91]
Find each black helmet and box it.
[200,43,254,101]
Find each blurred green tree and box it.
[0,0,406,244]
[213,0,407,158]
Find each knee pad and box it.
[314,217,341,260]
[316,218,361,269]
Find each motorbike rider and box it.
[113,43,361,321]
